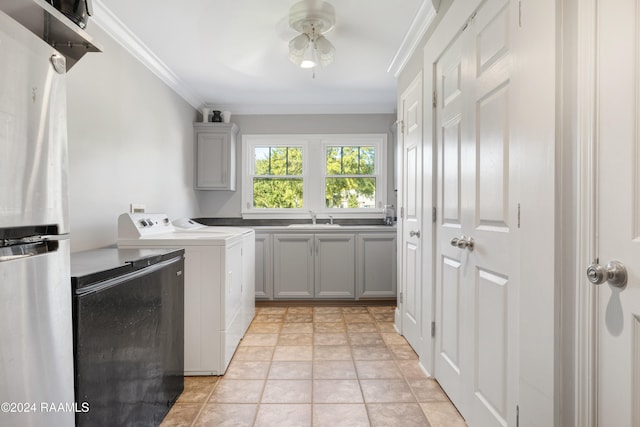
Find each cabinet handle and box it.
[310,241,313,256]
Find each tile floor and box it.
[161,305,466,427]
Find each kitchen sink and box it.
[287,224,341,228]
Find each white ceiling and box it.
[92,0,434,115]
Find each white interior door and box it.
[434,0,517,425]
[593,0,640,424]
[400,72,424,352]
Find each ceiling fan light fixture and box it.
[300,44,318,69]
[287,0,336,70]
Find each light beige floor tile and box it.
[421,401,467,426]
[396,360,429,379]
[160,403,202,427]
[278,333,313,346]
[261,379,312,403]
[313,307,342,314]
[313,333,348,346]
[381,333,409,346]
[314,322,346,333]
[254,404,312,427]
[233,346,275,361]
[240,333,279,347]
[344,313,375,323]
[351,345,394,361]
[209,379,265,403]
[248,322,283,334]
[342,307,369,314]
[313,360,357,379]
[348,332,385,346]
[258,307,287,315]
[312,404,369,427]
[176,377,219,403]
[313,312,344,322]
[254,313,285,323]
[313,345,352,360]
[367,403,430,427]
[287,307,313,315]
[273,345,313,361]
[268,361,313,379]
[407,378,450,402]
[360,379,417,403]
[355,360,403,379]
[371,313,395,322]
[193,403,257,427]
[376,322,397,333]
[313,380,364,403]
[224,360,271,379]
[367,306,396,314]
[284,313,314,323]
[388,344,419,360]
[346,322,379,333]
[281,322,314,334]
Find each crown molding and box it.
[220,103,396,115]
[91,0,203,109]
[387,0,439,78]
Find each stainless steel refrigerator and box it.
[0,10,74,427]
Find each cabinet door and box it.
[273,234,314,298]
[357,233,397,298]
[194,124,237,190]
[315,234,356,299]
[254,233,272,300]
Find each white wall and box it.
[197,114,397,217]
[66,25,199,251]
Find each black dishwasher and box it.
[70,247,185,427]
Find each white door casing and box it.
[400,71,425,355]
[434,0,518,425]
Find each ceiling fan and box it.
[288,0,336,70]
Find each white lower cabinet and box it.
[314,234,356,298]
[273,233,356,299]
[254,233,272,300]
[256,228,396,300]
[357,233,397,298]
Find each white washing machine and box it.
[117,213,255,375]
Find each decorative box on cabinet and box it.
[194,123,238,190]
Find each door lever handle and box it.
[450,236,474,250]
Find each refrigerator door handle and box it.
[0,253,36,262]
[0,241,60,262]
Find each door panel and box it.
[400,72,424,352]
[595,0,640,424]
[435,23,467,409]
[435,0,514,426]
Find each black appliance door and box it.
[74,255,184,427]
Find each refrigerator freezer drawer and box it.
[0,238,74,427]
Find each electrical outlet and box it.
[130,203,146,213]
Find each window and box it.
[243,134,387,218]
[253,146,303,208]
[325,146,376,209]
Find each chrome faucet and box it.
[309,210,317,225]
[329,215,334,225]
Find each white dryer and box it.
[117,213,255,375]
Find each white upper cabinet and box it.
[194,123,238,190]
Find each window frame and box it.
[242,134,387,219]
